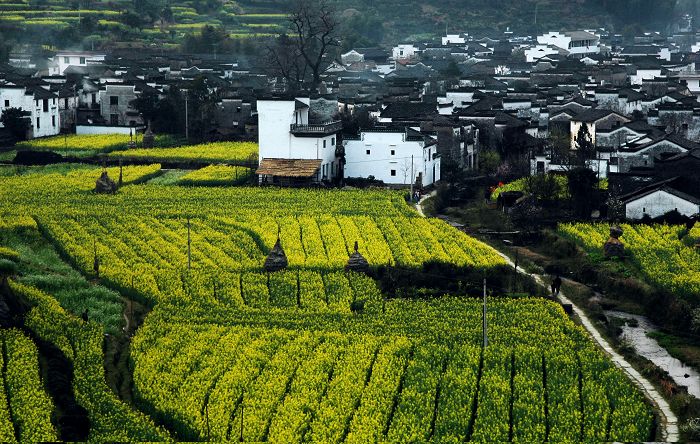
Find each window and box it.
[391,169,396,177]
[323,140,327,148]
[91,93,96,104]
[643,207,646,213]
[64,98,68,108]
[36,117,40,129]
[64,57,70,64]
[51,116,55,127]
[110,114,119,125]
[331,137,335,146]
[79,57,86,64]
[391,149,395,156]
[366,149,370,155]
[110,96,119,106]
[3,100,8,107]
[43,99,48,112]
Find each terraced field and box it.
[0,163,656,441]
[0,0,288,45]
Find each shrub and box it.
[0,259,18,276]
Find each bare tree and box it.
[288,0,339,91]
[264,34,307,92]
[400,158,412,185]
[659,112,691,135]
[548,127,575,171]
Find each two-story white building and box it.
[48,51,106,76]
[344,128,440,187]
[536,31,600,57]
[0,83,60,139]
[256,98,342,184]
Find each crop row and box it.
[8,281,169,441]
[130,296,653,442]
[35,213,504,305]
[110,141,258,164]
[0,329,57,442]
[178,165,253,186]
[0,165,414,218]
[16,133,175,154]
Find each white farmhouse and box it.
[48,51,106,76]
[536,31,600,57]
[622,178,700,220]
[0,82,60,139]
[344,128,440,187]
[256,98,342,185]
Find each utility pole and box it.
[187,217,191,271]
[205,404,210,441]
[483,278,488,348]
[239,404,244,442]
[410,154,414,199]
[185,94,189,141]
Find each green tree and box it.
[479,150,501,175]
[574,124,595,166]
[526,174,562,201]
[0,108,30,141]
[567,167,598,218]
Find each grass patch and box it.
[146,169,189,185]
[0,150,15,162]
[0,220,124,334]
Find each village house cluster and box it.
[2,17,700,219]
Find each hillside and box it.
[0,0,687,51]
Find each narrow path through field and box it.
[415,198,679,442]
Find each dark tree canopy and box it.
[567,167,598,218]
[1,108,30,141]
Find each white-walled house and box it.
[256,98,341,184]
[392,44,419,61]
[344,128,440,187]
[442,34,467,45]
[630,68,662,85]
[524,44,567,63]
[0,83,60,139]
[536,31,600,57]
[48,51,106,76]
[622,179,700,220]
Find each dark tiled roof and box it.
[380,102,436,119]
[621,176,700,204]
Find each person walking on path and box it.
[551,275,562,296]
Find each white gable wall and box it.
[257,99,338,179]
[626,190,699,219]
[344,131,440,186]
